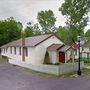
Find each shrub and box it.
[82,58,90,63]
[44,51,50,64]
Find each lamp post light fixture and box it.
[77,34,82,76]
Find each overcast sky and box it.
[0,0,89,31]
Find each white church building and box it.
[0,34,72,65]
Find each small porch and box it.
[47,44,72,64]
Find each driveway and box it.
[0,61,90,90]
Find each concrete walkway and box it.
[85,66,90,69]
[0,61,90,90]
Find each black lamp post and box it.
[77,34,82,76]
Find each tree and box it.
[24,22,41,37]
[0,17,22,46]
[85,29,90,42]
[37,10,56,34]
[85,29,90,37]
[56,26,70,44]
[56,26,84,45]
[59,0,90,42]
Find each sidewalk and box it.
[84,66,90,69]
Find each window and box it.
[19,47,21,55]
[10,47,12,54]
[25,47,28,56]
[14,47,16,54]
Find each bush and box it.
[44,62,60,65]
[0,56,8,62]
[44,51,50,64]
[82,58,90,63]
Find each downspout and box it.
[22,37,25,62]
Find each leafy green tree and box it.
[56,26,70,44]
[56,26,84,45]
[33,23,41,35]
[85,29,90,37]
[0,17,22,46]
[85,29,90,42]
[59,0,90,43]
[37,10,56,33]
[24,22,41,37]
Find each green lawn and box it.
[85,63,90,66]
[0,56,8,62]
[82,69,90,74]
[81,58,90,66]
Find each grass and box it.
[82,69,90,74]
[81,58,90,66]
[59,69,90,78]
[59,71,76,77]
[85,63,90,66]
[82,58,90,63]
[0,56,8,62]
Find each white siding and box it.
[1,35,63,65]
[81,53,87,58]
[25,47,35,64]
[9,47,22,61]
[75,47,90,58]
[1,47,22,61]
[34,36,63,64]
[75,49,79,59]
[65,50,71,62]
[1,48,8,57]
[49,51,59,64]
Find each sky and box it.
[0,0,65,27]
[0,0,90,32]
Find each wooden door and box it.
[59,52,65,63]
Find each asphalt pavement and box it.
[0,61,90,90]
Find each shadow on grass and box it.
[0,56,8,62]
[85,63,90,66]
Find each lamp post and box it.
[77,34,82,76]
